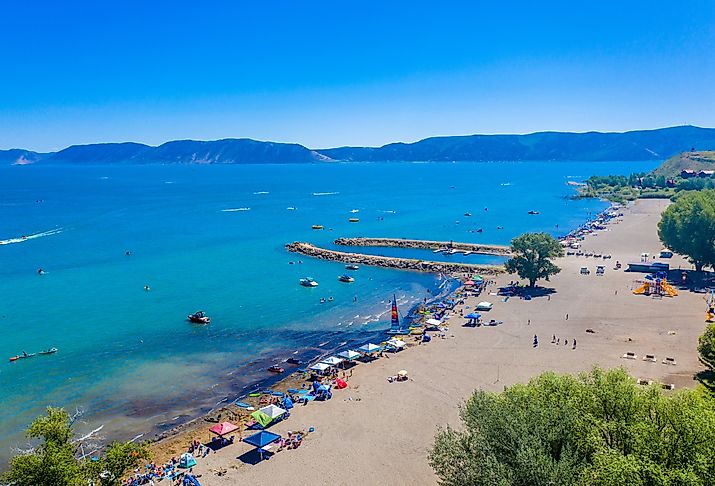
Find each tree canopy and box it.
[2,407,149,486]
[658,189,715,271]
[429,368,715,486]
[504,232,564,287]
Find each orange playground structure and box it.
[632,277,678,297]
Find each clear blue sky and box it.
[1,1,714,151]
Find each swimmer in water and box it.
[37,268,44,275]
[144,285,150,291]
[126,250,131,256]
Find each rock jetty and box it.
[285,242,504,275]
[333,237,512,256]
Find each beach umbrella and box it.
[386,338,406,349]
[244,430,281,448]
[208,422,239,437]
[464,280,475,286]
[425,318,442,326]
[337,350,361,361]
[397,370,408,377]
[257,404,286,419]
[435,302,446,308]
[476,301,493,310]
[309,362,331,372]
[357,343,381,354]
[320,356,345,366]
[465,313,481,319]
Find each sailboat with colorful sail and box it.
[386,295,410,335]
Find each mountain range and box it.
[2,125,715,166]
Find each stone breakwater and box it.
[333,237,512,256]
[285,242,504,275]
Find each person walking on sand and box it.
[573,339,577,349]
[565,313,569,320]
[528,319,531,326]
[533,335,538,347]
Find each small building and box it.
[698,170,715,178]
[681,169,696,178]
[666,179,676,188]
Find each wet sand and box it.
[153,199,705,486]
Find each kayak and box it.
[9,353,36,362]
[39,348,58,355]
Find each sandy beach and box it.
[149,198,705,486]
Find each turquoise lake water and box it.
[0,160,657,463]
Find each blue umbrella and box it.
[465,313,481,319]
[244,430,281,449]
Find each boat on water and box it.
[9,352,36,362]
[286,357,303,365]
[350,209,359,213]
[338,275,355,283]
[464,212,472,217]
[348,218,359,223]
[345,264,359,270]
[311,225,324,230]
[39,348,58,355]
[187,311,210,324]
[528,210,540,215]
[267,365,285,373]
[299,277,319,287]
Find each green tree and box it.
[504,232,564,287]
[658,190,715,271]
[2,407,84,486]
[2,407,150,486]
[429,368,715,486]
[699,323,715,372]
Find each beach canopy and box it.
[258,404,286,419]
[386,339,406,349]
[209,422,239,437]
[465,313,481,319]
[321,356,345,366]
[426,318,442,326]
[338,350,361,360]
[357,343,381,354]
[464,280,475,286]
[397,370,408,377]
[309,362,331,372]
[476,301,493,310]
[243,430,281,449]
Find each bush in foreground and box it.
[429,368,715,486]
[2,407,149,486]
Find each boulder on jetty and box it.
[285,242,504,275]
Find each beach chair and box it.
[662,383,676,390]
[662,357,677,365]
[637,379,652,386]
[622,352,637,360]
[643,354,656,362]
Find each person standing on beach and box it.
[565,313,569,320]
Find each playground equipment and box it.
[632,273,678,297]
[705,288,715,322]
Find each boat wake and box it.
[379,209,396,214]
[220,207,251,212]
[0,228,63,245]
[312,192,339,196]
[253,191,270,195]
